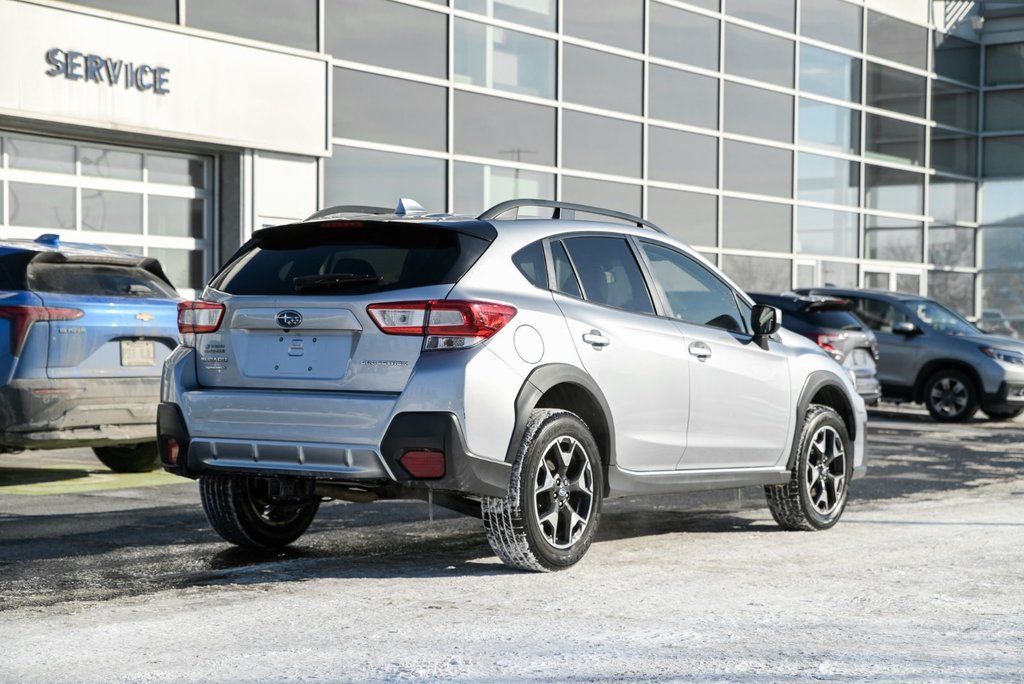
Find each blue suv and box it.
[1,235,180,471]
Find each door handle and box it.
[688,341,712,361]
[582,330,610,348]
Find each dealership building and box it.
[0,0,1022,318]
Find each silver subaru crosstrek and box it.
[158,199,867,571]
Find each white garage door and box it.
[0,132,212,296]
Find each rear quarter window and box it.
[210,224,490,296]
[27,262,178,299]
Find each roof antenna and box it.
[395,198,426,216]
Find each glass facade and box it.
[48,0,1024,323]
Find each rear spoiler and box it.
[29,251,175,288]
[805,297,853,312]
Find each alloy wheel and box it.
[803,425,847,516]
[533,435,595,549]
[929,377,969,418]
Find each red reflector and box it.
[400,450,445,479]
[160,436,180,466]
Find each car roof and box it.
[0,235,140,261]
[801,287,931,304]
[751,291,854,313]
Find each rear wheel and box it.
[482,409,603,572]
[982,407,1023,421]
[199,474,319,549]
[765,405,851,531]
[923,369,978,422]
[93,443,160,473]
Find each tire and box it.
[923,369,979,422]
[765,405,852,531]
[199,474,319,549]
[982,408,1024,421]
[482,409,603,572]
[92,442,160,473]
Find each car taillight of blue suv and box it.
[0,235,180,471]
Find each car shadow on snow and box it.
[174,502,772,589]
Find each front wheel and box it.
[199,474,319,549]
[93,443,160,473]
[765,405,852,531]
[923,369,978,422]
[482,409,603,572]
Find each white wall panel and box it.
[0,0,329,156]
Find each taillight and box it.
[0,305,84,357]
[367,300,517,350]
[813,333,846,362]
[177,301,225,334]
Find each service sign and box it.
[0,0,329,156]
[45,47,171,95]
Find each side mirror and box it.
[892,321,919,336]
[751,304,781,337]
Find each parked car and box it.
[750,292,881,405]
[977,309,1019,338]
[0,235,180,471]
[159,199,867,572]
[798,287,1024,422]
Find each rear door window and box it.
[851,297,910,333]
[562,236,655,315]
[210,223,490,296]
[551,241,582,298]
[639,241,746,332]
[27,262,178,298]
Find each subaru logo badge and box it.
[276,310,302,329]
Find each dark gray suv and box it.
[799,288,1024,422]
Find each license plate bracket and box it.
[121,339,155,367]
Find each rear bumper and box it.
[0,377,159,450]
[157,404,510,498]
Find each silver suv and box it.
[158,200,867,571]
[800,288,1024,422]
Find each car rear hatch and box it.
[26,255,181,379]
[797,299,878,365]
[190,219,494,393]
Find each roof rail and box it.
[478,199,666,234]
[306,205,392,221]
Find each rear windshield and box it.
[210,224,490,296]
[792,309,865,330]
[27,262,178,299]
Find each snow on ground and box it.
[2,476,1022,683]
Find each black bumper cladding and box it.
[1,377,160,449]
[157,404,510,498]
[380,412,510,498]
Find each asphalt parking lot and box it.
[1,404,1022,682]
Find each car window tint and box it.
[796,309,865,330]
[852,297,910,333]
[640,241,745,332]
[210,224,489,296]
[551,240,582,298]
[27,263,177,298]
[562,237,655,314]
[512,240,548,289]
